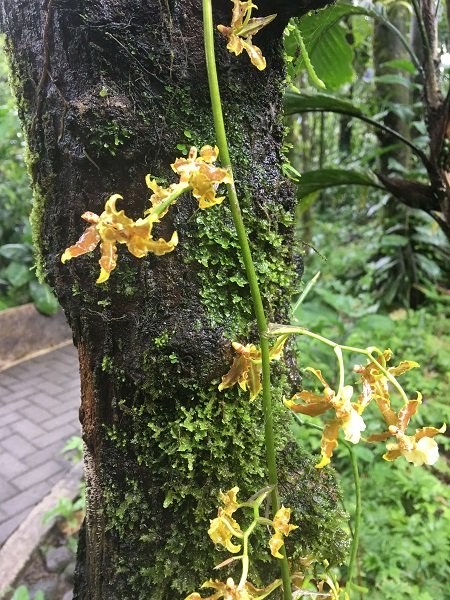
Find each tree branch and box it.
[258,0,335,19]
[376,173,440,212]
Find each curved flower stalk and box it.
[61,146,229,282]
[267,324,445,469]
[187,486,297,600]
[217,1,277,70]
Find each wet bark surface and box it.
[0,1,344,598]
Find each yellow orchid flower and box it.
[268,506,298,559]
[219,337,287,401]
[217,1,276,70]
[186,577,278,600]
[61,194,177,283]
[208,508,243,553]
[353,350,419,414]
[171,145,231,209]
[284,369,366,468]
[367,394,446,466]
[208,486,243,553]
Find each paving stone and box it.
[11,419,45,440]
[0,452,27,478]
[0,345,81,546]
[36,381,65,395]
[30,392,63,409]
[7,377,45,394]
[0,411,21,428]
[0,374,19,387]
[0,507,31,545]
[33,424,79,449]
[20,404,53,423]
[0,434,36,459]
[1,481,49,517]
[23,445,67,469]
[0,385,12,397]
[0,399,30,417]
[46,371,74,385]
[0,480,19,502]
[0,426,12,440]
[12,460,63,491]
[43,411,80,432]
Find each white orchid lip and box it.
[403,437,440,467]
[343,409,366,444]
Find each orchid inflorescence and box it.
[186,486,296,600]
[61,145,230,282]
[219,326,445,470]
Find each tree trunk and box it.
[0,1,346,597]
[373,4,412,172]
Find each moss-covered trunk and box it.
[1,1,345,597]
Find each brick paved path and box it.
[0,344,80,546]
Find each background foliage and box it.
[0,40,58,314]
[285,2,450,596]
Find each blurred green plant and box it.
[292,266,450,599]
[61,435,84,464]
[0,586,45,600]
[42,496,85,531]
[284,0,450,308]
[0,40,58,314]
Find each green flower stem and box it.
[294,28,326,89]
[268,325,410,404]
[238,506,259,589]
[202,1,292,597]
[334,346,345,402]
[151,184,191,219]
[293,414,362,593]
[342,441,362,592]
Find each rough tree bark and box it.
[0,1,346,598]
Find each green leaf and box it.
[289,7,356,89]
[4,261,33,287]
[373,74,411,87]
[34,592,45,600]
[383,58,416,74]
[11,586,30,600]
[284,90,364,118]
[356,314,395,337]
[29,281,59,315]
[296,169,382,199]
[0,243,31,261]
[297,191,319,215]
